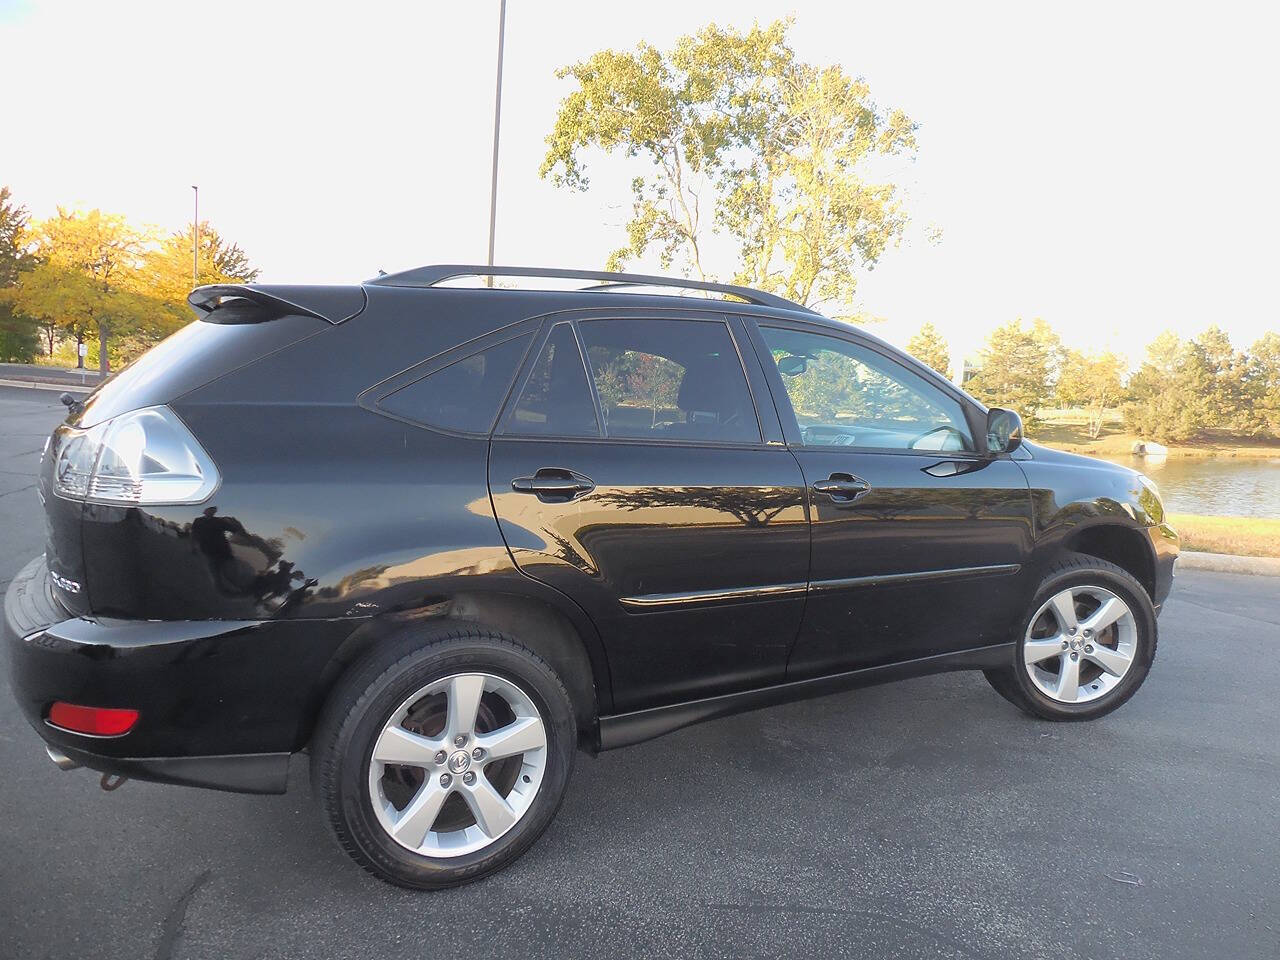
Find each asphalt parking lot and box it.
[1,383,1277,960]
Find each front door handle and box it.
[812,472,871,504]
[511,468,595,502]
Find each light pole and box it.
[485,0,507,286]
[191,185,199,288]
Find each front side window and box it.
[378,333,533,434]
[760,327,973,452]
[578,318,760,443]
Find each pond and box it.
[1093,455,1280,518]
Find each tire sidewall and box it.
[1009,564,1157,719]
[325,634,575,888]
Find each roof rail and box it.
[365,264,817,314]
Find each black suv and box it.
[4,265,1178,888]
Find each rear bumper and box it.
[4,555,358,794]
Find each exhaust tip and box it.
[45,744,81,771]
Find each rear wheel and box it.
[984,555,1157,721]
[311,626,575,888]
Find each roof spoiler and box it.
[188,284,367,324]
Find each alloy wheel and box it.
[367,672,548,858]
[1023,585,1138,704]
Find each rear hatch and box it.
[39,285,364,616]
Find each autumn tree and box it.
[143,222,260,335]
[10,209,155,374]
[1055,349,1127,439]
[0,186,39,361]
[964,318,1063,430]
[541,19,916,318]
[905,322,952,379]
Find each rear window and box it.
[378,334,533,434]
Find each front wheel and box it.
[311,626,576,889]
[984,555,1158,721]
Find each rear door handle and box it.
[511,468,595,502]
[812,472,871,504]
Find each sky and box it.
[2,0,1277,366]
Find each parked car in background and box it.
[4,265,1178,888]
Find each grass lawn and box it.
[1033,419,1280,460]
[1168,514,1280,558]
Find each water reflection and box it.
[1096,455,1280,517]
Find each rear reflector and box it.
[48,702,139,736]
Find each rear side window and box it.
[504,323,601,437]
[378,334,533,434]
[579,318,761,443]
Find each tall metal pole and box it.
[191,185,199,288]
[485,0,507,287]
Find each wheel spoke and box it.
[1048,590,1078,633]
[462,777,518,838]
[389,780,450,849]
[446,674,486,739]
[1024,638,1066,666]
[373,726,442,767]
[476,716,546,761]
[1085,643,1132,677]
[1055,653,1082,702]
[1083,597,1127,634]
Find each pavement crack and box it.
[0,483,37,500]
[1172,595,1280,628]
[153,870,211,960]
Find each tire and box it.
[983,553,1157,721]
[310,624,576,889]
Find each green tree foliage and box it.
[905,322,952,379]
[0,186,40,361]
[963,318,1063,430]
[1123,332,1210,442]
[1244,331,1280,433]
[541,19,916,317]
[1055,349,1127,439]
[1189,326,1253,433]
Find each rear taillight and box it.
[47,702,139,736]
[52,405,219,506]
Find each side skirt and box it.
[596,643,1015,751]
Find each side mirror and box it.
[986,408,1023,454]
[776,355,808,377]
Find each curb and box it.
[1179,551,1280,577]
[0,378,93,394]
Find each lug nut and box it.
[1070,652,1079,661]
[434,750,447,764]
[462,771,476,785]
[439,773,452,787]
[454,734,467,747]
[1085,644,1094,653]
[1061,640,1069,649]
[472,747,484,761]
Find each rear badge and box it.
[48,569,82,595]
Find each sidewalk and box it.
[0,362,101,392]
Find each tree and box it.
[143,222,260,335]
[10,209,155,374]
[1123,331,1210,442]
[1245,331,1280,434]
[1056,349,1127,439]
[1189,326,1252,432]
[541,20,917,317]
[0,186,40,362]
[963,318,1063,430]
[906,322,952,379]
